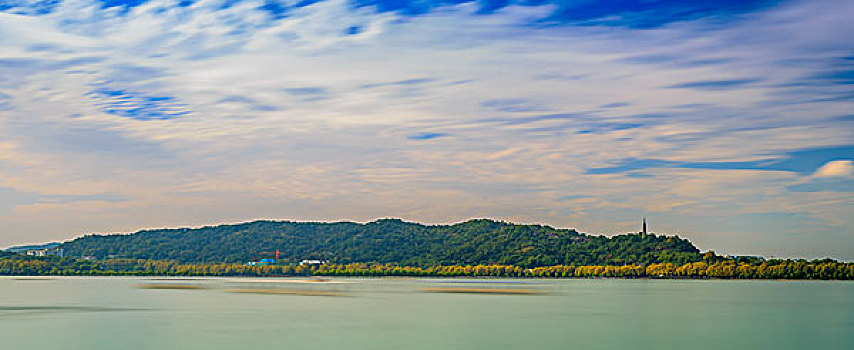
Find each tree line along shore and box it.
[2,253,852,280]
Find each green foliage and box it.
[1,253,852,280]
[60,219,700,267]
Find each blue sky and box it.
[0,0,852,259]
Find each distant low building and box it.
[725,255,765,261]
[5,242,62,255]
[299,259,327,265]
[247,258,277,266]
[25,248,63,257]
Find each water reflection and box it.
[11,278,54,281]
[129,277,552,296]
[418,287,545,295]
[224,277,351,296]
[0,305,150,317]
[136,284,206,290]
[0,277,850,350]
[226,288,348,297]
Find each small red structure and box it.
[260,250,282,260]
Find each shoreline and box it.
[3,254,852,280]
[2,274,852,281]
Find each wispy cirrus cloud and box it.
[667,78,762,91]
[587,145,854,175]
[87,84,191,120]
[0,187,126,216]
[480,98,548,113]
[407,132,448,140]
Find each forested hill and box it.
[60,219,701,267]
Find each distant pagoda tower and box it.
[641,217,648,238]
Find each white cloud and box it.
[814,160,854,177]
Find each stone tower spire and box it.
[642,217,647,237]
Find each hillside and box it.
[60,219,701,267]
[4,242,61,253]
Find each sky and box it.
[0,0,852,259]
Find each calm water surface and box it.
[1,277,852,349]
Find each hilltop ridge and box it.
[59,218,701,267]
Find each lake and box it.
[1,277,852,349]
